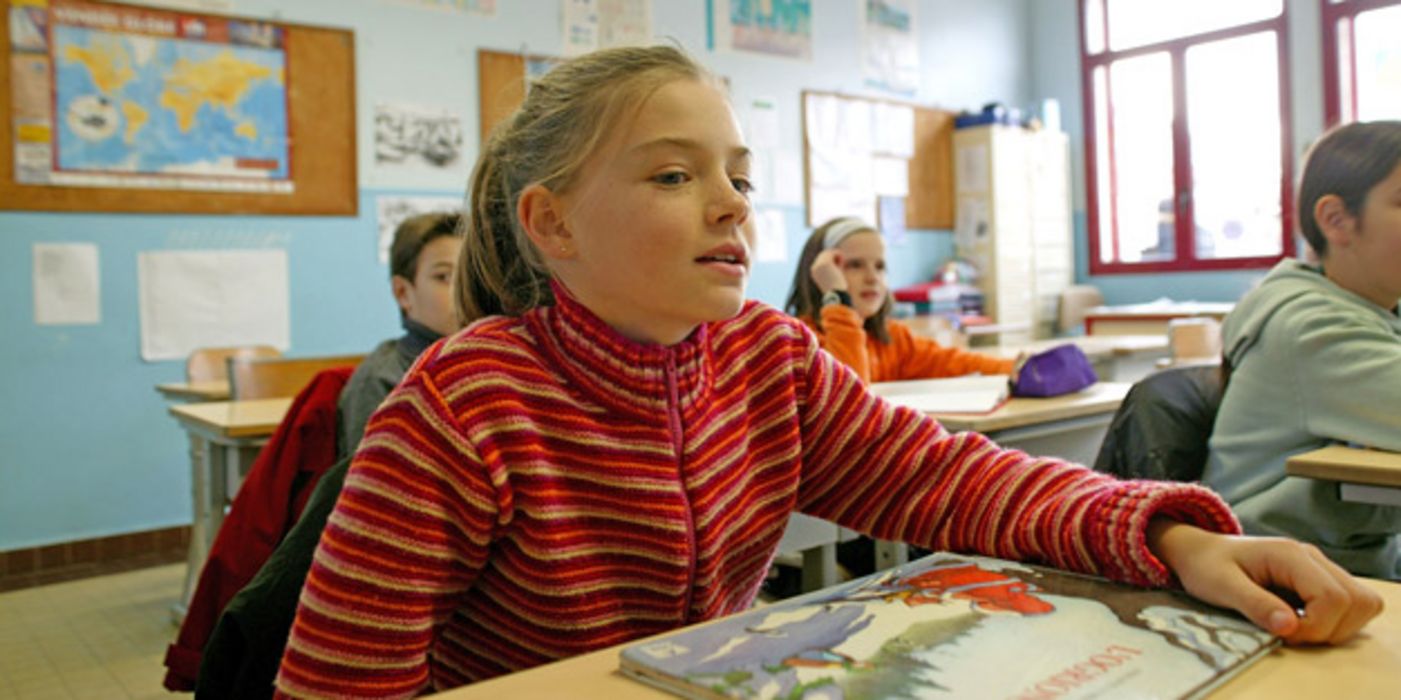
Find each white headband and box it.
[821,217,875,250]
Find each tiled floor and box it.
[0,564,182,699]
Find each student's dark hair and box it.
[455,45,715,325]
[1297,120,1401,258]
[784,217,892,344]
[390,211,463,281]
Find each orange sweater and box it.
[808,304,1014,382]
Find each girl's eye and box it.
[731,177,754,195]
[653,171,689,186]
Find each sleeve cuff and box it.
[1100,481,1240,588]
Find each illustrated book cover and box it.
[619,552,1278,700]
[869,375,1011,414]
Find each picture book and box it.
[619,552,1278,700]
[869,375,1011,414]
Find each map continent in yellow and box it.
[159,50,282,134]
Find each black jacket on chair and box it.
[1093,365,1224,482]
[195,456,351,699]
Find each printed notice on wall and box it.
[138,249,290,361]
[375,195,463,263]
[33,242,101,325]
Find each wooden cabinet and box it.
[953,125,1073,342]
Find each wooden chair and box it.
[227,354,365,400]
[186,346,282,383]
[1056,285,1105,335]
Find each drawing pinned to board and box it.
[376,195,462,263]
[374,104,464,170]
[710,0,812,61]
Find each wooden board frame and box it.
[801,89,953,230]
[0,0,357,216]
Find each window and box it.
[1079,0,1293,273]
[1323,0,1401,125]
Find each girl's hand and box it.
[810,249,847,294]
[1147,519,1384,645]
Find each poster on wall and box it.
[137,249,290,361]
[374,103,464,170]
[9,0,293,193]
[862,0,919,94]
[562,0,652,57]
[392,0,496,14]
[710,0,812,61]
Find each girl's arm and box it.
[275,371,496,698]
[884,319,1015,379]
[814,303,873,382]
[792,333,1231,587]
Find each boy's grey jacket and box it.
[1204,259,1401,579]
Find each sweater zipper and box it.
[664,355,698,621]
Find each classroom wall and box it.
[1028,0,1327,305]
[0,0,1035,551]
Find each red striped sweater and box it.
[275,288,1238,698]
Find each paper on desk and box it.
[138,250,290,361]
[870,375,1011,414]
[33,243,100,325]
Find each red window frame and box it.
[1322,0,1401,126]
[1079,2,1295,274]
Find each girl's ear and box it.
[1314,194,1358,249]
[517,183,576,261]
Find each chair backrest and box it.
[186,345,282,383]
[1057,285,1105,335]
[1092,364,1224,482]
[1167,317,1222,364]
[228,354,365,400]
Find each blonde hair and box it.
[455,45,715,324]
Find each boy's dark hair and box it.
[390,211,463,280]
[784,218,892,344]
[1298,120,1401,258]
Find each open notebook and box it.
[869,375,1011,414]
[620,552,1277,700]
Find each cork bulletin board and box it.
[1,0,357,216]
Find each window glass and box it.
[1106,53,1174,264]
[1354,5,1401,120]
[1106,0,1281,50]
[1186,32,1283,260]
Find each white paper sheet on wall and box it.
[138,250,291,362]
[33,243,100,325]
[375,195,463,263]
[753,208,788,263]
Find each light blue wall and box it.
[1028,0,1327,304]
[0,0,1033,551]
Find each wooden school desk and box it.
[1084,301,1233,336]
[427,576,1401,700]
[166,397,291,618]
[1286,445,1401,508]
[155,380,231,402]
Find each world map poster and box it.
[9,0,292,192]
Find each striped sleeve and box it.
[274,368,500,699]
[790,328,1239,588]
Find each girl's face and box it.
[1330,162,1401,309]
[393,235,462,337]
[835,231,888,320]
[553,79,754,345]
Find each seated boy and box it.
[1203,121,1401,579]
[338,211,464,458]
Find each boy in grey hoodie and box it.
[1204,121,1401,579]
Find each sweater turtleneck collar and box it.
[529,280,713,417]
[397,316,443,363]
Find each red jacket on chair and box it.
[163,365,354,691]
